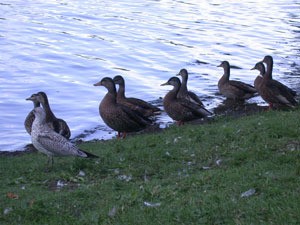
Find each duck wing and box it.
[126,97,161,112]
[36,132,87,157]
[229,80,257,93]
[187,91,204,106]
[265,80,297,106]
[56,118,71,139]
[120,104,152,126]
[179,100,212,117]
[271,79,297,97]
[24,111,35,134]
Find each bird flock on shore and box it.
[24,55,298,168]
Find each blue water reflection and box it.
[0,0,299,151]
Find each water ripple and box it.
[0,0,299,151]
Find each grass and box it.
[0,108,300,224]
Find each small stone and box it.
[202,166,210,170]
[144,201,161,207]
[117,175,132,182]
[3,207,13,215]
[78,170,86,177]
[241,188,256,198]
[56,180,66,188]
[108,206,117,217]
[216,159,222,166]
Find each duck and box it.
[31,107,98,168]
[112,75,161,117]
[251,62,265,91]
[28,92,71,139]
[176,68,204,106]
[161,77,212,125]
[24,93,40,135]
[261,55,297,97]
[94,77,151,138]
[217,61,257,100]
[251,61,297,108]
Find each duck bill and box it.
[93,81,102,86]
[26,95,36,101]
[250,67,256,70]
[160,82,169,86]
[217,63,222,67]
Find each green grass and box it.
[1,108,300,224]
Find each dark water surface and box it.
[1,0,299,151]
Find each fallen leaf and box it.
[7,192,19,199]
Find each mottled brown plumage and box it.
[252,60,297,108]
[218,61,257,100]
[161,77,211,124]
[113,75,161,117]
[94,77,151,138]
[261,55,297,97]
[31,107,97,168]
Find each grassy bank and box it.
[1,108,300,224]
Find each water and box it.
[1,0,299,151]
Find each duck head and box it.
[94,77,117,93]
[176,68,188,80]
[112,75,125,86]
[26,93,40,107]
[217,61,230,69]
[161,76,181,88]
[251,62,265,75]
[33,92,49,105]
[261,55,273,65]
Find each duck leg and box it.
[45,156,54,172]
[176,121,184,126]
[117,132,121,139]
[117,131,127,139]
[268,103,274,110]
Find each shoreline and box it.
[0,100,270,156]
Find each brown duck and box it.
[113,75,161,117]
[94,77,151,138]
[161,77,212,125]
[251,62,265,91]
[261,55,297,97]
[251,61,297,108]
[176,68,204,106]
[27,92,71,139]
[218,61,257,100]
[24,93,40,135]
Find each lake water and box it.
[1,0,299,151]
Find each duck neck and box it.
[223,65,230,80]
[180,75,188,92]
[219,66,230,85]
[117,83,126,99]
[32,114,46,129]
[105,85,118,103]
[40,100,56,122]
[165,85,180,102]
[265,59,273,80]
[33,101,40,108]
